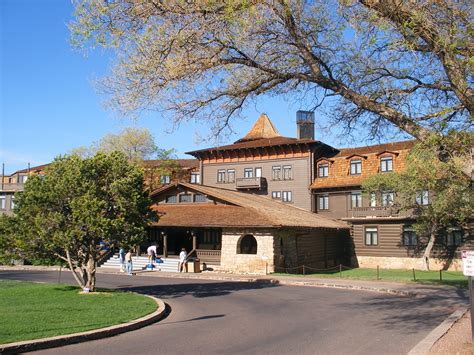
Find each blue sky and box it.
[1,0,407,175]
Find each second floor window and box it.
[350,160,362,175]
[282,191,292,202]
[271,191,281,199]
[19,175,28,183]
[403,226,417,246]
[10,196,15,210]
[365,227,378,246]
[244,168,253,178]
[380,157,393,172]
[351,192,362,208]
[0,195,5,209]
[446,229,463,247]
[370,192,377,207]
[282,165,292,180]
[416,190,429,205]
[318,195,329,210]
[228,169,236,183]
[318,163,328,177]
[272,166,281,180]
[255,167,262,178]
[160,175,171,184]
[190,172,200,184]
[382,191,394,207]
[217,170,226,183]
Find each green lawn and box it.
[0,280,157,344]
[272,268,467,288]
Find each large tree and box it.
[9,152,156,291]
[71,0,472,139]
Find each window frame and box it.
[255,167,262,178]
[160,175,171,184]
[381,191,394,207]
[369,192,377,207]
[190,172,200,184]
[0,194,6,210]
[193,194,207,203]
[416,190,429,205]
[380,156,393,172]
[318,194,329,210]
[403,226,417,247]
[165,195,177,204]
[178,194,192,203]
[271,191,281,199]
[282,191,293,203]
[217,169,226,183]
[227,169,236,183]
[318,163,329,178]
[351,192,362,208]
[244,168,253,178]
[272,166,281,180]
[446,228,463,247]
[364,226,378,246]
[282,165,292,180]
[350,159,362,175]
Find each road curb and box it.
[407,307,468,355]
[0,295,167,354]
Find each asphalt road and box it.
[0,270,457,354]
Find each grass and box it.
[0,280,157,344]
[272,268,467,288]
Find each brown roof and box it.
[142,159,199,169]
[151,204,274,228]
[151,182,348,229]
[236,113,281,142]
[335,140,415,157]
[11,164,49,175]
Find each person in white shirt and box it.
[179,248,187,272]
[147,244,157,263]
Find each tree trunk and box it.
[85,257,97,292]
[422,229,437,271]
[65,249,86,289]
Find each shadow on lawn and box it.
[120,279,278,300]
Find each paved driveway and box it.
[0,271,458,354]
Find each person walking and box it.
[125,250,133,275]
[179,248,187,273]
[118,247,126,273]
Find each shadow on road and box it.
[120,280,278,299]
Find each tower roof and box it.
[236,113,281,143]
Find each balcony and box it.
[0,183,24,192]
[235,177,266,189]
[351,206,405,218]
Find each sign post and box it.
[462,250,474,342]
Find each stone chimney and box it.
[296,111,315,140]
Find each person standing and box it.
[125,250,133,275]
[118,247,126,273]
[179,248,187,273]
[147,244,158,263]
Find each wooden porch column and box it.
[192,233,197,250]
[163,234,168,258]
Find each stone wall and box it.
[220,229,276,274]
[356,255,462,271]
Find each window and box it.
[19,175,28,183]
[244,168,253,178]
[370,192,377,207]
[416,190,429,205]
[318,195,329,210]
[10,196,15,210]
[179,194,192,203]
[272,166,281,180]
[403,226,417,246]
[350,160,362,175]
[255,167,262,178]
[193,194,207,202]
[382,191,394,207]
[160,175,171,184]
[238,234,258,254]
[227,169,235,183]
[282,191,292,202]
[282,165,292,180]
[271,191,281,199]
[165,195,177,203]
[365,227,378,246]
[351,192,362,208]
[190,172,200,184]
[380,157,393,172]
[0,195,5,209]
[446,229,463,247]
[318,163,328,177]
[217,169,226,183]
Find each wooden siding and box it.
[294,230,347,268]
[202,157,312,211]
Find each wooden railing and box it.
[235,177,266,189]
[351,206,398,218]
[196,249,221,265]
[0,183,24,192]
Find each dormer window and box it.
[318,163,329,177]
[380,156,393,172]
[160,175,171,184]
[350,160,362,175]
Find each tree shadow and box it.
[119,280,278,299]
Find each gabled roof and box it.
[142,159,199,170]
[151,182,348,230]
[236,113,281,142]
[336,140,415,157]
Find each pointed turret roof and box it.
[236,113,281,143]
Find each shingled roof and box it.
[151,182,348,229]
[236,113,281,142]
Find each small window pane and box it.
[318,163,328,177]
[282,191,292,202]
[272,166,281,180]
[351,192,362,208]
[319,195,329,210]
[365,227,378,246]
[416,190,429,205]
[382,192,394,207]
[160,175,171,184]
[403,227,417,246]
[0,195,6,209]
[255,168,262,178]
[227,169,235,183]
[193,194,207,202]
[272,191,281,199]
[179,194,192,203]
[283,165,292,180]
[370,193,377,207]
[165,195,177,203]
[217,170,226,183]
[350,160,362,175]
[380,157,393,172]
[190,173,200,184]
[244,168,253,178]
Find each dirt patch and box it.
[430,311,474,354]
